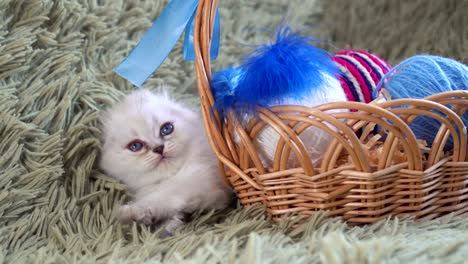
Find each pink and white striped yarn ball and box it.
[332,50,392,104]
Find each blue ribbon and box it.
[114,0,220,87]
[183,7,220,61]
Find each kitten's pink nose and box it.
[153,145,164,155]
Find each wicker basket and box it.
[192,0,468,224]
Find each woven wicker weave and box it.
[192,0,468,224]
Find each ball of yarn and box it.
[333,50,392,104]
[211,26,350,168]
[211,25,340,114]
[376,55,468,149]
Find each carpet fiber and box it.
[1,0,467,263]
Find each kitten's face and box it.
[99,89,200,190]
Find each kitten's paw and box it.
[161,214,185,237]
[118,204,153,225]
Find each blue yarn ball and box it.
[375,55,468,150]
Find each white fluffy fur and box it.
[242,72,348,168]
[99,89,232,234]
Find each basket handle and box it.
[379,98,466,166]
[193,0,226,157]
[193,0,265,189]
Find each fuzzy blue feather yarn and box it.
[375,55,468,149]
[211,25,340,115]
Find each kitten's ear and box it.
[98,111,119,147]
[156,84,170,100]
[99,108,118,135]
[98,110,110,136]
[98,109,111,126]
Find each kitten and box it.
[99,88,232,234]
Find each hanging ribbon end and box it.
[183,6,221,61]
[114,63,146,88]
[113,0,221,87]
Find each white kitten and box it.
[99,89,232,234]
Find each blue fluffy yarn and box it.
[375,55,468,149]
[211,66,242,112]
[211,25,340,114]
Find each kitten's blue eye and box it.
[160,122,174,136]
[127,140,144,152]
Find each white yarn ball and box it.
[235,72,348,169]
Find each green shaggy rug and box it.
[1,0,467,263]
